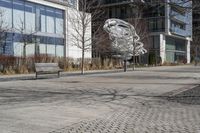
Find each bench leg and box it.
[36,72,38,79]
[58,72,60,78]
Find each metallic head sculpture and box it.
[103,18,147,56]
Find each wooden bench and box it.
[35,63,63,79]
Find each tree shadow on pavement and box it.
[165,85,200,105]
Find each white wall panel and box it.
[66,8,92,59]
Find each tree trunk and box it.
[124,56,127,72]
[81,47,84,75]
[155,50,157,66]
[23,44,26,58]
[133,40,136,71]
[133,48,135,71]
[133,55,135,71]
[195,45,198,66]
[23,44,26,65]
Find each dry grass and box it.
[0,55,122,75]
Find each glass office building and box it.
[0,0,65,57]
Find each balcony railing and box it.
[170,10,186,23]
[170,26,189,37]
[103,0,129,4]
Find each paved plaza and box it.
[0,65,200,133]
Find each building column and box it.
[64,8,67,58]
[165,0,170,34]
[186,40,191,64]
[65,7,69,58]
[160,34,166,64]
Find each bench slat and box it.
[35,63,58,67]
[36,67,61,71]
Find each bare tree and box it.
[68,0,102,74]
[92,20,113,58]
[15,20,35,59]
[0,9,10,54]
[127,4,150,69]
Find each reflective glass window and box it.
[39,6,46,32]
[25,2,35,32]
[4,41,13,55]
[46,37,55,55]
[36,5,46,32]
[55,38,64,57]
[39,36,47,54]
[46,7,55,33]
[166,37,175,50]
[55,9,64,34]
[13,33,23,56]
[13,0,25,30]
[13,42,23,56]
[0,0,12,28]
[153,36,160,49]
[56,45,64,57]
[26,42,35,56]
[166,51,175,62]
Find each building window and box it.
[46,7,55,33]
[120,7,126,19]
[55,38,64,57]
[39,36,47,54]
[153,36,159,49]
[46,37,55,55]
[109,8,112,18]
[13,33,23,56]
[148,17,165,32]
[166,51,175,62]
[25,2,36,32]
[13,0,25,30]
[39,6,46,32]
[0,0,12,28]
[166,37,175,50]
[149,36,160,49]
[0,0,65,57]
[171,7,185,16]
[171,20,185,30]
[55,9,64,34]
[166,37,186,63]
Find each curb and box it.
[0,69,124,82]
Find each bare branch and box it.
[0,9,10,51]
[14,18,36,58]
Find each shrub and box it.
[0,54,123,75]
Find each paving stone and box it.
[1,65,200,133]
[51,105,200,133]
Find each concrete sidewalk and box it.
[0,65,200,133]
[0,65,195,82]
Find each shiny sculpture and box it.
[103,18,147,57]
